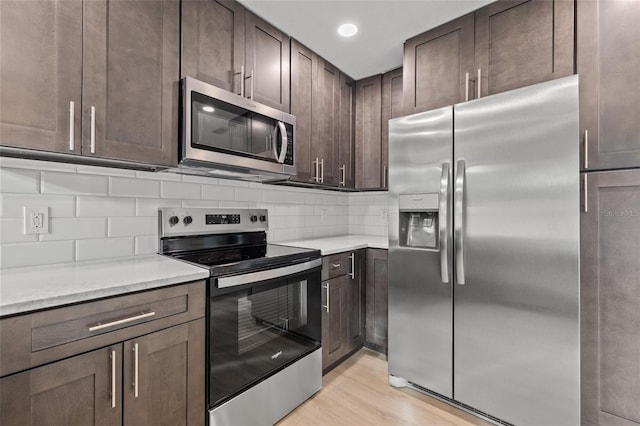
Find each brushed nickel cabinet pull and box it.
[331,262,341,269]
[465,72,470,102]
[88,311,156,332]
[133,343,139,398]
[322,283,330,313]
[477,69,482,99]
[90,106,96,154]
[383,164,387,188]
[584,174,588,213]
[110,349,116,409]
[313,157,319,183]
[349,253,355,279]
[240,65,245,97]
[584,130,589,169]
[69,101,75,151]
[340,165,346,186]
[319,158,324,183]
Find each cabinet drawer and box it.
[322,252,352,280]
[0,280,205,378]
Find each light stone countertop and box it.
[0,254,209,317]
[279,234,388,256]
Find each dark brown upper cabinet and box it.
[181,0,245,94]
[313,57,340,186]
[404,0,574,114]
[290,40,316,184]
[83,0,179,166]
[578,0,640,171]
[244,11,290,112]
[355,75,382,189]
[182,2,290,113]
[381,68,403,190]
[0,0,83,155]
[403,14,474,114]
[1,0,179,167]
[338,73,356,188]
[475,0,574,98]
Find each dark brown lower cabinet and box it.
[581,170,640,426]
[365,249,388,355]
[321,250,365,372]
[0,319,204,426]
[0,345,122,426]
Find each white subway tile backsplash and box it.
[109,217,158,237]
[161,181,201,200]
[0,157,76,172]
[76,237,134,261]
[109,176,160,198]
[0,168,40,194]
[0,194,75,218]
[1,158,389,268]
[77,196,135,217]
[235,187,262,202]
[135,235,159,255]
[0,219,38,243]
[181,199,220,208]
[136,198,182,216]
[1,240,74,268]
[40,218,108,241]
[202,185,235,201]
[42,171,108,195]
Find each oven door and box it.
[208,265,321,408]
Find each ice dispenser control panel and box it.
[399,193,439,249]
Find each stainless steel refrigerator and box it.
[388,75,580,425]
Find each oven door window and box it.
[209,272,321,408]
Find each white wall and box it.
[0,157,388,269]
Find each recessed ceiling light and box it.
[337,23,358,38]
[202,106,215,113]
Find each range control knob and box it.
[250,215,258,223]
[169,216,179,226]
[259,215,267,222]
[183,216,193,225]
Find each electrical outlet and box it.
[320,208,328,223]
[381,208,388,221]
[24,206,50,235]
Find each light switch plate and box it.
[24,206,50,235]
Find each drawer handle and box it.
[331,263,341,269]
[110,349,117,409]
[88,311,156,332]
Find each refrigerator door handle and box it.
[454,160,466,285]
[439,162,450,283]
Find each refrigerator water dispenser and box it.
[398,193,439,249]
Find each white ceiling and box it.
[237,0,496,80]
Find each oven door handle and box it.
[216,258,322,288]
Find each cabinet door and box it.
[244,11,290,112]
[338,72,355,188]
[322,276,349,371]
[83,0,179,166]
[581,170,640,426]
[475,0,574,98]
[355,75,382,189]
[365,249,388,355]
[403,14,474,114]
[181,0,244,94]
[0,345,122,426]
[290,40,315,183]
[381,68,403,190]
[0,0,82,154]
[578,0,640,171]
[347,250,365,352]
[123,319,205,426]
[313,57,340,186]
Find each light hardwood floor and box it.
[277,349,492,426]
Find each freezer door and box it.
[388,107,453,398]
[453,76,580,425]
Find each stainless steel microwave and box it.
[179,76,295,180]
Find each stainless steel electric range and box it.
[159,208,322,426]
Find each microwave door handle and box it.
[276,121,288,164]
[271,127,278,159]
